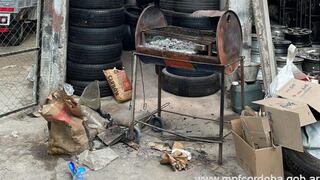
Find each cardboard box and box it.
[240,113,271,149]
[231,119,284,177]
[255,79,320,152]
[255,97,316,152]
[276,79,320,112]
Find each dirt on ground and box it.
[0,51,246,179]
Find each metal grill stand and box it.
[128,6,244,165]
[129,53,244,165]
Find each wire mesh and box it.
[0,6,39,117]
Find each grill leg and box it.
[240,57,245,110]
[157,65,162,117]
[218,69,225,165]
[129,54,138,140]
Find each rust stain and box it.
[164,59,194,70]
[52,0,64,32]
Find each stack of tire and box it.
[123,3,143,50]
[160,0,220,30]
[158,0,221,97]
[284,28,312,48]
[123,0,155,50]
[67,0,125,97]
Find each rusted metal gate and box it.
[0,0,42,117]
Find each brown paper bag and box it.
[48,118,89,155]
[40,90,89,155]
[104,68,132,102]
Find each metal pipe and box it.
[0,48,39,57]
[161,135,223,142]
[129,54,138,140]
[218,68,225,165]
[134,119,222,143]
[161,110,230,124]
[157,65,162,117]
[34,0,44,106]
[0,104,36,119]
[240,56,245,110]
[134,103,170,128]
[162,132,232,141]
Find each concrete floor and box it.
[0,51,247,179]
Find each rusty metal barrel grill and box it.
[135,6,243,75]
[129,6,244,165]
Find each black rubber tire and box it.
[284,170,294,178]
[69,8,125,28]
[68,80,113,97]
[149,116,165,133]
[70,0,124,9]
[312,0,320,15]
[161,68,220,97]
[134,127,142,144]
[122,25,136,51]
[162,9,219,30]
[68,42,122,64]
[166,67,213,77]
[67,61,123,81]
[136,0,155,7]
[283,148,320,178]
[155,65,165,75]
[159,0,220,13]
[69,25,125,45]
[124,5,143,26]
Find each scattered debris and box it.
[148,142,171,152]
[64,83,75,96]
[78,148,119,171]
[11,131,19,138]
[92,139,106,150]
[121,139,140,150]
[160,142,191,171]
[27,64,36,82]
[27,112,42,118]
[97,126,125,146]
[81,105,109,132]
[67,161,86,180]
[79,81,101,111]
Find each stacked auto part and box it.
[67,0,125,96]
[252,25,307,81]
[284,27,312,47]
[158,0,221,97]
[297,47,320,76]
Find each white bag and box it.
[269,45,308,97]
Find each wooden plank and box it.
[39,0,68,104]
[252,0,277,93]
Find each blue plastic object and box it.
[68,161,86,180]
